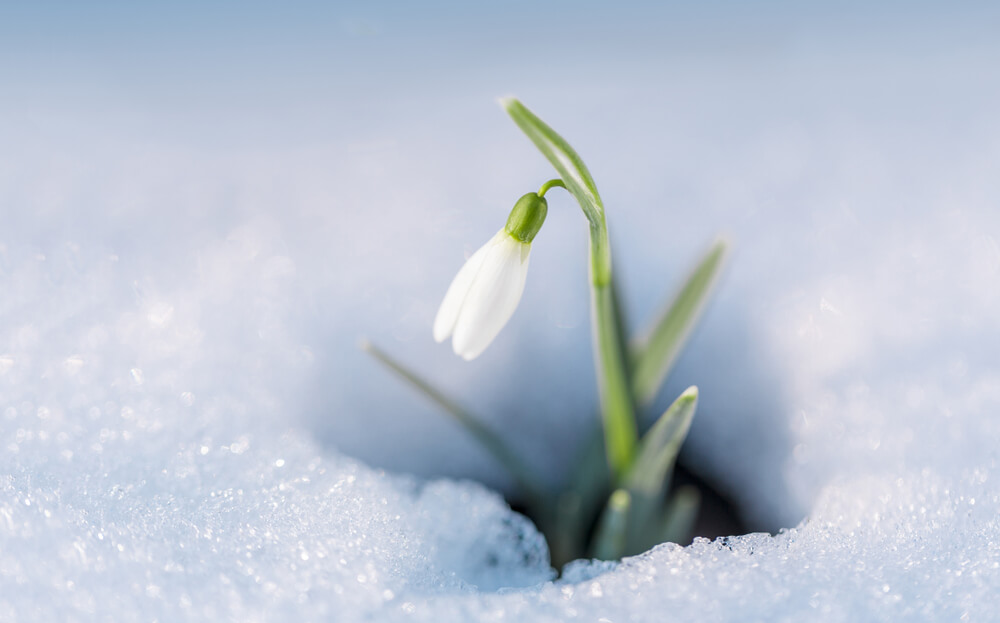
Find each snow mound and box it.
[2,191,999,621]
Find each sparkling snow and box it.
[3,4,1000,621]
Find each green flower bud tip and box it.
[504,192,548,243]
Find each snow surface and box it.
[4,3,1000,621]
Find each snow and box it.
[3,3,1000,621]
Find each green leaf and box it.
[501,97,611,286]
[590,489,631,561]
[503,97,636,478]
[610,273,634,383]
[630,239,729,405]
[659,485,701,546]
[549,430,613,567]
[546,278,638,562]
[500,97,603,225]
[624,386,698,498]
[360,339,545,506]
[622,386,698,554]
[592,284,639,477]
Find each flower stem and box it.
[502,97,637,478]
[537,178,566,197]
[592,280,637,476]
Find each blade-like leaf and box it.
[549,428,614,567]
[501,97,611,286]
[590,489,631,561]
[501,97,603,224]
[610,272,633,382]
[631,239,729,405]
[592,284,638,476]
[659,485,701,546]
[621,387,698,554]
[503,97,636,477]
[360,340,545,505]
[625,386,698,498]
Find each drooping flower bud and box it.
[504,192,548,243]
[433,193,548,360]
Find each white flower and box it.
[433,229,532,360]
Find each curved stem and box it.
[502,97,637,478]
[537,178,566,197]
[541,185,635,478]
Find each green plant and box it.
[364,98,727,567]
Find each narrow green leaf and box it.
[625,386,698,498]
[501,97,611,286]
[610,273,633,383]
[591,489,631,561]
[548,493,583,569]
[502,97,636,478]
[360,339,545,505]
[500,97,603,222]
[659,485,701,546]
[592,284,638,477]
[631,239,729,405]
[549,430,613,567]
[622,387,698,554]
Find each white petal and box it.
[432,231,498,342]
[451,233,531,360]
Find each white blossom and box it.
[433,229,532,360]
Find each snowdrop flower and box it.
[434,191,548,360]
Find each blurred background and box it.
[3,0,1000,532]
